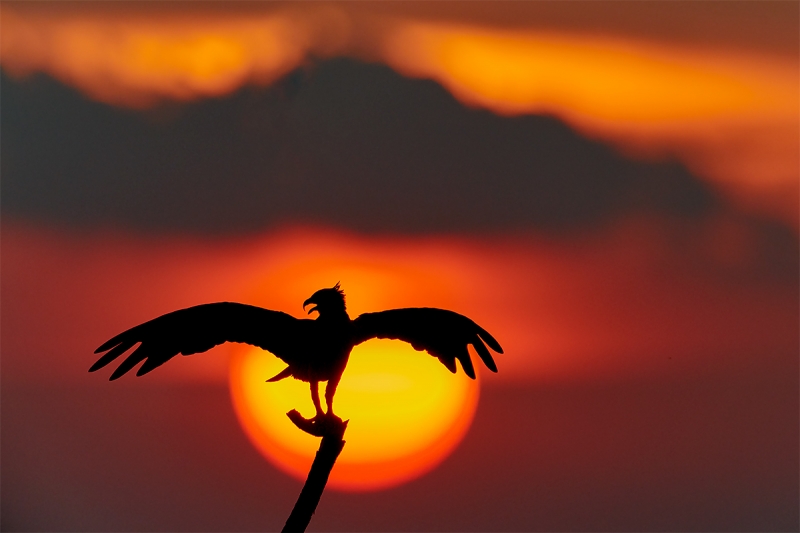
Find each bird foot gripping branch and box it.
[286,410,348,439]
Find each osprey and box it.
[91,283,502,420]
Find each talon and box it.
[312,412,339,424]
[287,409,346,437]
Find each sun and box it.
[229,338,479,491]
[227,250,483,491]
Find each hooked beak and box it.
[303,298,317,315]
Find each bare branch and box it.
[282,411,348,533]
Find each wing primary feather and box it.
[476,327,503,354]
[136,355,167,376]
[89,340,137,372]
[95,338,121,354]
[471,338,498,373]
[109,345,150,380]
[457,347,476,379]
[94,328,139,354]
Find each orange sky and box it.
[0,0,796,387]
[1,2,797,224]
[2,3,797,525]
[2,218,797,528]
[3,220,795,388]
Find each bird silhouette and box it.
[91,283,502,421]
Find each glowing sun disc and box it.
[230,339,479,491]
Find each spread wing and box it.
[91,302,306,380]
[351,308,502,378]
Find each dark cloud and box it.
[2,58,717,235]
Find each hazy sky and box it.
[1,2,797,531]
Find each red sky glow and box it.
[3,220,794,387]
[1,2,797,529]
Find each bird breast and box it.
[284,318,352,382]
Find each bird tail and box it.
[266,366,294,382]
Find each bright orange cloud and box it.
[383,23,796,126]
[0,5,347,107]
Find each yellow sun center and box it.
[229,338,479,490]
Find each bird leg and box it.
[324,374,341,419]
[287,379,345,436]
[310,381,324,419]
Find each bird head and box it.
[303,282,347,316]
